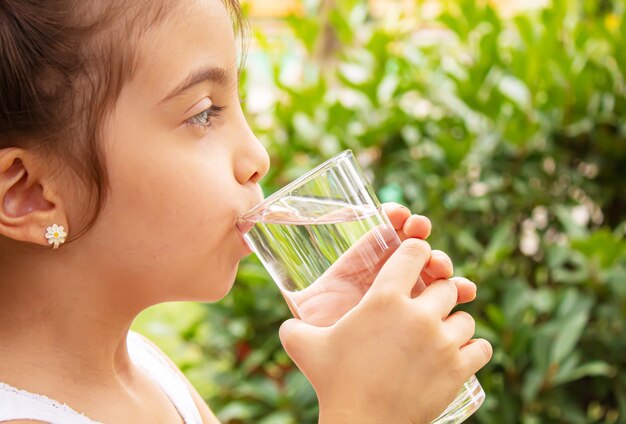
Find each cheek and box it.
[94,139,242,299]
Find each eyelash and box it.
[186,104,225,128]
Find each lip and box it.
[236,217,255,235]
[237,188,264,255]
[236,218,255,255]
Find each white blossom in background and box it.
[520,219,540,256]
[470,181,489,197]
[532,205,549,229]
[571,204,591,227]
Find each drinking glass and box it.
[237,150,485,423]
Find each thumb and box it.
[279,318,325,369]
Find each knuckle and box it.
[461,312,476,340]
[368,289,398,309]
[434,278,458,297]
[401,238,431,257]
[458,311,475,329]
[410,305,437,329]
[440,332,458,352]
[432,249,451,262]
[445,279,459,296]
[437,251,453,271]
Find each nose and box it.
[234,121,270,185]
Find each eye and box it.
[185,104,226,128]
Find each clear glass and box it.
[238,150,485,423]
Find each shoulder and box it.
[129,331,221,424]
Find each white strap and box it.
[0,381,100,423]
[126,331,202,424]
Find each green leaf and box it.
[258,411,297,424]
[553,361,617,385]
[549,291,593,365]
[485,304,507,330]
[218,400,264,422]
[484,222,516,265]
[285,370,317,408]
[522,367,546,402]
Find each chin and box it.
[167,255,242,302]
[191,267,239,303]
[206,281,236,302]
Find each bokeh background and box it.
[131,0,626,422]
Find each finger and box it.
[414,278,458,318]
[459,339,493,377]
[294,224,401,308]
[410,276,427,298]
[418,276,476,304]
[382,202,411,230]
[452,277,477,304]
[370,238,432,297]
[323,223,400,279]
[443,311,476,346]
[400,214,431,240]
[421,250,453,285]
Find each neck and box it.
[0,246,153,390]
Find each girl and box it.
[0,0,492,423]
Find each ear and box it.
[0,148,69,248]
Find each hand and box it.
[383,202,475,302]
[286,203,475,326]
[279,239,493,424]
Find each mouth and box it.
[236,216,255,235]
[236,216,255,255]
[237,188,264,255]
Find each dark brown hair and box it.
[0,0,246,241]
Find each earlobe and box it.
[0,148,68,248]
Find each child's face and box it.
[81,0,269,302]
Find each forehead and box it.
[125,0,237,102]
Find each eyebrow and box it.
[159,66,238,104]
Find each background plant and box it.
[133,0,626,422]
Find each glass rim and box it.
[239,149,355,221]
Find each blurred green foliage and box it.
[133,0,626,422]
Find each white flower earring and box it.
[45,224,67,249]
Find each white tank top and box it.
[0,331,203,423]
